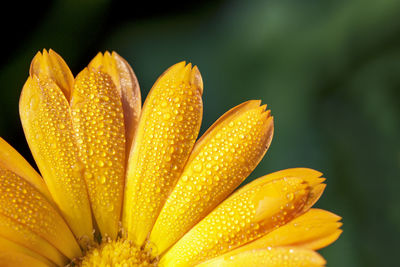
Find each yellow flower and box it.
[0,49,342,266]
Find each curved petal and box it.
[161,171,324,267]
[0,137,51,200]
[29,49,74,101]
[257,208,342,250]
[0,213,67,266]
[0,168,81,262]
[0,235,57,267]
[123,62,203,246]
[249,168,325,186]
[71,65,126,239]
[196,247,326,267]
[150,100,273,254]
[246,168,326,211]
[88,51,141,154]
[198,208,341,263]
[19,75,93,245]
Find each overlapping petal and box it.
[123,62,203,246]
[150,100,273,254]
[194,208,341,267]
[19,71,94,244]
[29,49,74,101]
[161,169,325,267]
[255,208,342,250]
[88,52,141,154]
[71,55,128,239]
[196,247,326,267]
[0,168,81,264]
[0,50,341,266]
[0,137,51,200]
[0,235,56,267]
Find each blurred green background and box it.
[1,0,399,266]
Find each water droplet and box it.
[107,203,114,212]
[193,163,203,172]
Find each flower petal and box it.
[0,213,67,266]
[123,62,203,246]
[71,65,126,239]
[206,208,341,259]
[245,168,326,211]
[30,49,74,101]
[0,168,81,263]
[161,172,322,267]
[258,208,342,250]
[196,247,326,267]
[150,100,273,254]
[19,75,93,244]
[0,137,51,200]
[88,51,141,154]
[0,236,56,267]
[250,168,325,186]
[299,229,343,250]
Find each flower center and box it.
[76,239,159,266]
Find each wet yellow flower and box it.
[0,49,342,266]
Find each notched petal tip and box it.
[28,49,74,101]
[86,51,142,155]
[153,61,203,94]
[87,52,105,70]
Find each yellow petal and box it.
[300,229,343,250]
[0,236,56,267]
[196,247,326,267]
[30,49,74,101]
[123,62,203,246]
[248,168,326,211]
[251,168,324,186]
[19,75,93,245]
[258,208,342,249]
[0,168,81,263]
[88,51,141,154]
[161,175,316,267]
[0,218,66,266]
[71,66,126,239]
[150,100,273,254]
[213,208,341,257]
[0,137,51,200]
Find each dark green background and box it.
[1,0,399,266]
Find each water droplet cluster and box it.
[162,177,309,266]
[151,103,272,253]
[20,76,93,241]
[124,65,202,244]
[0,168,79,263]
[72,69,126,238]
